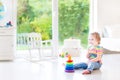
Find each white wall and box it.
[97,0,120,32]
[90,0,120,34]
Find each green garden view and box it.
[17,0,89,47]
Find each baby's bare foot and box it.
[82,70,91,74]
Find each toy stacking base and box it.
[65,70,74,72]
[65,65,74,73]
[65,55,74,73]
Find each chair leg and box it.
[51,47,54,57]
[29,49,32,60]
[38,49,41,60]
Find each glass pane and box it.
[17,0,52,50]
[59,0,89,48]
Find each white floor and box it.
[0,51,120,80]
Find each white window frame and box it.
[89,0,98,33]
[52,0,59,57]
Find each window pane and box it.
[17,0,52,50]
[59,0,89,48]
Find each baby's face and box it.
[88,35,98,46]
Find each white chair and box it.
[41,40,53,57]
[27,32,42,61]
[17,32,53,61]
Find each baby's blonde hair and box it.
[91,32,101,44]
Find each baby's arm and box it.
[86,52,89,59]
[90,53,102,62]
[86,50,92,60]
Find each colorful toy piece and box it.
[5,21,13,28]
[59,52,68,58]
[65,55,74,72]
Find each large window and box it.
[17,0,89,56]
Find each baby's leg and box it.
[74,62,88,69]
[87,62,102,72]
[82,62,102,74]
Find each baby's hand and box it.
[86,53,90,58]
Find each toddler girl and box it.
[74,32,103,74]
